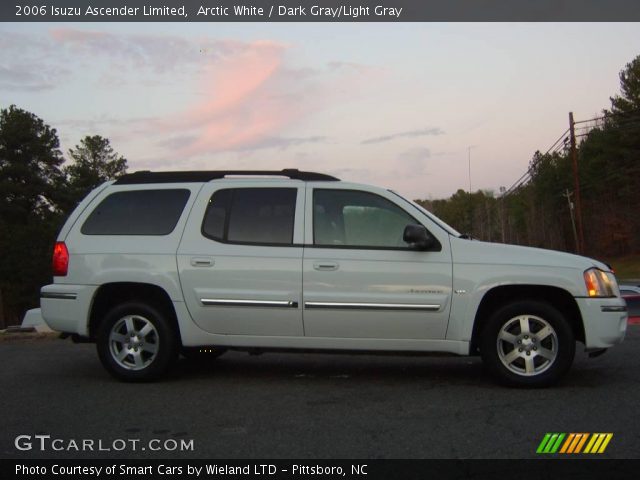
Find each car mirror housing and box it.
[403,224,434,250]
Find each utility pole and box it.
[563,189,579,253]
[468,146,472,194]
[499,186,506,243]
[467,146,474,236]
[569,112,585,254]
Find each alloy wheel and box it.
[108,315,159,371]
[496,314,558,376]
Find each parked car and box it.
[619,285,640,324]
[619,284,640,295]
[38,169,627,386]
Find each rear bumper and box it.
[21,308,52,332]
[40,284,98,336]
[576,297,627,349]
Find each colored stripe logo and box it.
[536,433,613,454]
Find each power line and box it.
[576,120,640,137]
[551,141,568,154]
[502,170,531,197]
[501,109,640,199]
[572,106,640,125]
[501,127,569,198]
[543,128,570,156]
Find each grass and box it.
[603,254,640,282]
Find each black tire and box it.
[479,300,575,387]
[96,302,179,382]
[181,346,227,362]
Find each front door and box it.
[302,186,452,339]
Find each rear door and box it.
[302,185,452,339]
[177,181,304,336]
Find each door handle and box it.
[190,257,214,267]
[313,261,339,271]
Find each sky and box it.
[1,22,639,199]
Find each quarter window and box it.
[81,189,190,235]
[313,189,419,248]
[202,188,297,245]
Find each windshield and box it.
[389,190,462,237]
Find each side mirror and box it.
[403,224,434,250]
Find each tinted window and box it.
[202,189,232,240]
[202,188,297,245]
[81,189,190,235]
[313,190,419,248]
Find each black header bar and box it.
[2,0,640,22]
[4,459,640,480]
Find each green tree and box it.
[0,105,64,223]
[576,55,640,255]
[0,105,65,325]
[61,135,128,213]
[609,55,640,116]
[417,189,499,241]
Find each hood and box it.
[449,236,609,272]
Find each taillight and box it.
[52,242,69,276]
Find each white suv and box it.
[40,169,627,386]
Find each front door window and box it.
[313,189,418,248]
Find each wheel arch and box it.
[89,282,182,344]
[469,284,584,354]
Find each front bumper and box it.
[576,296,627,349]
[40,284,98,336]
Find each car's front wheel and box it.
[96,302,178,381]
[480,300,575,387]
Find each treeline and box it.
[417,55,640,257]
[0,105,127,327]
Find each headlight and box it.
[583,268,617,297]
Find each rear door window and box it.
[202,188,297,245]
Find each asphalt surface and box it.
[1,326,638,459]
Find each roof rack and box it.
[114,169,340,185]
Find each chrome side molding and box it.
[600,305,627,312]
[201,299,298,308]
[304,301,440,311]
[41,292,78,300]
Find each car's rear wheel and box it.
[96,302,178,381]
[480,300,575,387]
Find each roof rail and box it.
[114,169,340,185]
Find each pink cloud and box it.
[48,28,382,160]
[169,40,308,156]
[164,41,383,159]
